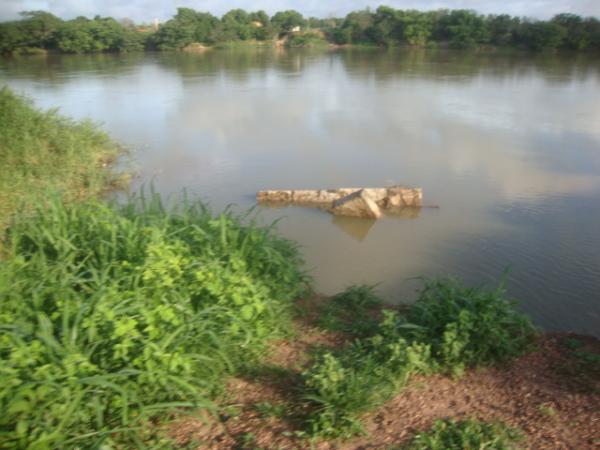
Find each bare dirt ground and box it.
[169,298,600,450]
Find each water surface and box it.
[2,48,599,336]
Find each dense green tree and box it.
[399,10,435,46]
[152,8,218,49]
[150,21,194,50]
[0,11,63,53]
[0,22,23,53]
[330,26,352,45]
[518,21,566,50]
[368,6,400,45]
[249,10,270,26]
[117,28,147,52]
[53,16,147,53]
[552,13,590,49]
[54,18,97,53]
[486,14,520,46]
[220,9,253,40]
[584,17,600,50]
[339,9,375,44]
[0,6,599,54]
[271,10,306,34]
[439,10,489,48]
[248,11,275,40]
[17,11,62,48]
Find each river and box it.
[2,48,599,336]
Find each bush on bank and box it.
[302,281,537,437]
[0,194,307,448]
[401,418,523,450]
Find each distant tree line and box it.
[327,7,600,50]
[1,7,600,54]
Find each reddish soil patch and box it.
[168,299,599,450]
[352,334,599,450]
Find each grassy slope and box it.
[0,89,309,448]
[0,195,308,448]
[0,86,126,233]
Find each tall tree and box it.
[18,11,62,48]
[400,10,435,46]
[440,10,489,48]
[552,14,590,49]
[486,14,520,46]
[271,10,305,34]
[518,20,566,50]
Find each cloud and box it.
[1,0,599,22]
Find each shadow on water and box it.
[330,208,421,242]
[329,216,377,242]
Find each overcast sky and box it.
[1,0,599,23]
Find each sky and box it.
[1,0,599,23]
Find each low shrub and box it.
[0,193,307,448]
[316,285,382,337]
[402,418,523,450]
[303,309,432,437]
[403,278,538,376]
[302,279,537,437]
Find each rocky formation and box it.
[256,186,423,219]
[331,189,382,219]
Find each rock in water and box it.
[256,186,424,219]
[331,189,382,219]
[385,187,423,207]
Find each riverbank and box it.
[166,297,600,450]
[169,295,599,449]
[0,87,128,234]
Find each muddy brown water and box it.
[2,48,599,336]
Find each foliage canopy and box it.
[2,7,600,53]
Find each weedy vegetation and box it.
[400,418,523,450]
[0,193,307,448]
[315,284,382,337]
[301,280,537,438]
[403,278,538,377]
[558,337,600,393]
[0,86,126,233]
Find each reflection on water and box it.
[1,48,599,336]
[331,216,378,242]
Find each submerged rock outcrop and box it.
[331,189,382,219]
[256,186,423,219]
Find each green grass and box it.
[254,401,288,419]
[404,278,538,377]
[315,285,382,337]
[559,337,600,393]
[0,193,308,449]
[401,418,523,450]
[301,309,433,438]
[0,86,126,234]
[301,279,537,438]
